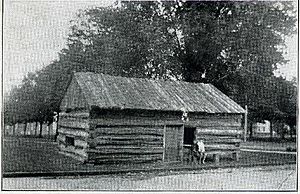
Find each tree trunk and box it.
[47,123,51,137]
[35,122,38,136]
[249,122,253,139]
[23,122,27,136]
[39,121,43,138]
[12,124,16,136]
[281,124,285,140]
[54,113,59,141]
[3,125,6,136]
[269,121,273,140]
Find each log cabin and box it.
[58,72,245,164]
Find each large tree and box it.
[65,1,296,80]
[4,1,296,134]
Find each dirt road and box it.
[3,165,296,191]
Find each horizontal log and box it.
[93,142,163,147]
[75,139,88,149]
[89,152,164,156]
[205,150,241,155]
[196,126,242,131]
[190,116,241,122]
[90,135,163,141]
[91,145,163,149]
[91,118,242,128]
[92,154,162,161]
[59,151,87,162]
[205,144,239,150]
[60,111,90,119]
[91,118,184,127]
[183,146,240,154]
[196,128,242,136]
[92,132,164,138]
[195,135,241,139]
[91,154,162,160]
[201,139,242,144]
[196,136,242,143]
[87,147,163,155]
[59,117,89,129]
[58,127,89,138]
[205,143,240,147]
[187,119,241,128]
[190,113,242,119]
[91,140,163,147]
[93,127,164,136]
[58,144,88,158]
[93,159,162,164]
[92,112,241,123]
[57,134,65,141]
[57,139,65,145]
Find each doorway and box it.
[183,126,196,145]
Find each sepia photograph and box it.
[2,0,298,191]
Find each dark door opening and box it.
[184,127,196,145]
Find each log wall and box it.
[57,110,90,162]
[88,110,243,164]
[89,109,242,128]
[192,114,243,160]
[87,126,164,164]
[58,108,243,164]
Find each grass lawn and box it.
[2,137,297,175]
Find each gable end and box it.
[60,77,89,112]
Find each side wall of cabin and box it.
[87,109,243,164]
[87,109,167,164]
[187,113,243,162]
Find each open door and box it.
[163,125,184,163]
[183,126,196,146]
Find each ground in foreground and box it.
[3,164,296,191]
[3,137,296,174]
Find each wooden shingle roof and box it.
[73,72,245,114]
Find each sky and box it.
[3,0,298,93]
[3,0,115,93]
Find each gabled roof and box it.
[71,72,245,114]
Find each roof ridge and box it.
[74,72,210,86]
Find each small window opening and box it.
[66,136,75,146]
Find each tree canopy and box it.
[4,1,297,128]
